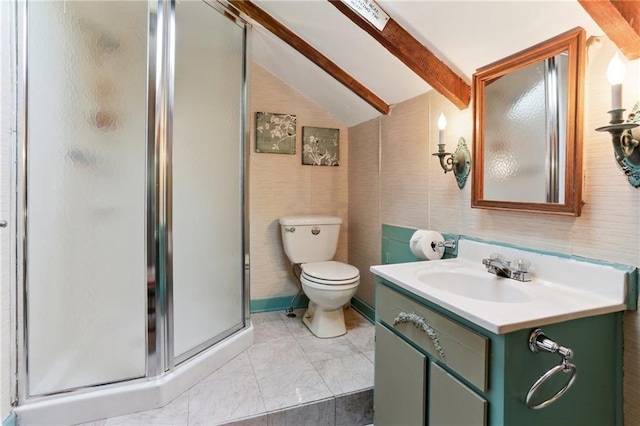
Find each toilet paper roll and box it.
[409,230,445,260]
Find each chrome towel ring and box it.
[526,357,578,409]
[525,328,578,410]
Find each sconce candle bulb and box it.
[607,53,625,110]
[432,112,470,189]
[437,113,447,146]
[596,54,640,187]
[437,113,447,130]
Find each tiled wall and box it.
[249,63,349,301]
[348,37,640,423]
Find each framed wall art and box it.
[255,112,296,154]
[302,126,339,166]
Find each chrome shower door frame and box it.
[13,0,250,403]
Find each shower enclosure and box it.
[13,0,250,422]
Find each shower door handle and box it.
[0,220,7,228]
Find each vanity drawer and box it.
[377,283,489,392]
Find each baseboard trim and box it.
[350,296,374,323]
[251,295,374,322]
[250,295,309,313]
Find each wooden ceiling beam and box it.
[228,0,390,115]
[578,0,640,60]
[328,0,470,110]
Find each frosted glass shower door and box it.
[172,1,245,360]
[26,1,148,395]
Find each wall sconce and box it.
[595,53,640,187]
[432,113,471,189]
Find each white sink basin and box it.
[371,239,629,334]
[414,268,531,303]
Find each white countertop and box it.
[370,239,629,334]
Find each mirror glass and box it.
[472,28,585,216]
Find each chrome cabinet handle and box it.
[0,220,7,228]
[393,311,446,362]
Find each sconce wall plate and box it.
[432,137,471,189]
[596,103,640,187]
[453,137,471,189]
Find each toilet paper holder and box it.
[410,230,456,260]
[431,239,456,251]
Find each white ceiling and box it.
[246,0,605,127]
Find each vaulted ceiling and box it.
[226,0,640,127]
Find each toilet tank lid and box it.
[279,215,342,226]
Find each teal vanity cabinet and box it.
[375,282,488,426]
[375,322,488,426]
[375,323,427,425]
[374,279,623,426]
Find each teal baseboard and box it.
[250,294,374,323]
[350,296,374,323]
[250,295,309,313]
[2,413,16,426]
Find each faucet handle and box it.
[489,253,505,262]
[513,258,531,272]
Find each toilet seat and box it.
[301,277,359,291]
[301,261,360,286]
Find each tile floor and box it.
[86,307,375,426]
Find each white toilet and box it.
[279,215,360,338]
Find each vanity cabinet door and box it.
[429,363,487,426]
[375,323,426,426]
[377,283,489,392]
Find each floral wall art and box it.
[302,126,339,166]
[255,112,296,154]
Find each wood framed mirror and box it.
[472,27,586,216]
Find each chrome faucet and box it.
[482,253,532,282]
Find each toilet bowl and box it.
[300,261,360,338]
[278,215,360,338]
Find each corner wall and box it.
[348,38,640,422]
[249,63,349,302]
[347,118,380,306]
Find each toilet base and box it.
[302,302,347,338]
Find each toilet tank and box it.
[279,215,342,264]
